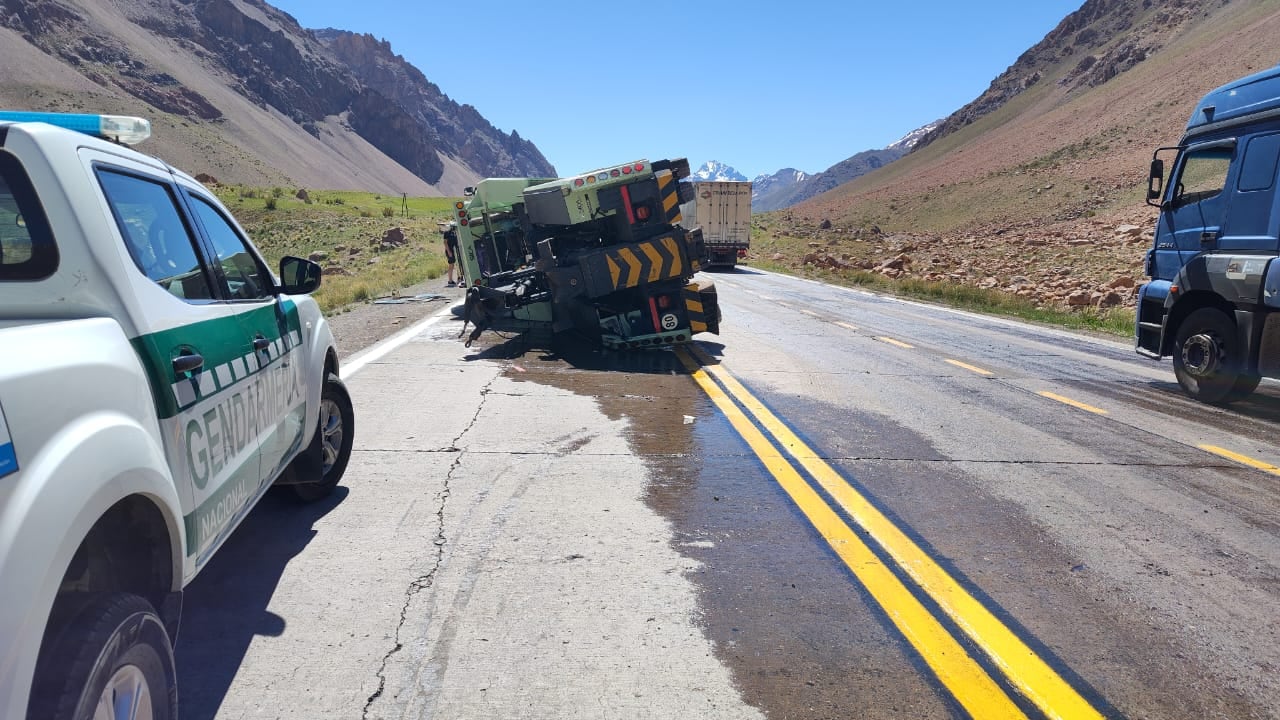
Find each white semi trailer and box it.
[682,180,751,268]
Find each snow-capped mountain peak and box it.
[887,120,943,152]
[691,160,748,182]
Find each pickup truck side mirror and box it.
[1146,158,1164,204]
[279,256,322,295]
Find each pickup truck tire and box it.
[1173,308,1247,404]
[28,593,177,720]
[291,373,354,502]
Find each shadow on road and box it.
[174,486,348,720]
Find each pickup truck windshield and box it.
[0,151,57,281]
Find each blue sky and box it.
[268,0,1084,180]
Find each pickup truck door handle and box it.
[172,353,204,374]
[253,337,271,351]
[1201,231,1220,244]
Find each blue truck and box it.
[1137,65,1280,403]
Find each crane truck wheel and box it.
[1173,308,1250,404]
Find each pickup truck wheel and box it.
[28,593,176,720]
[1173,308,1244,404]
[292,373,354,502]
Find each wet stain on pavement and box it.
[460,332,1268,720]
[463,333,947,718]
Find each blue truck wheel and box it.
[1172,308,1253,404]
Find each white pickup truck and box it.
[0,112,354,720]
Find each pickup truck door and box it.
[93,165,266,567]
[182,191,308,489]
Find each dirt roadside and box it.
[324,277,467,361]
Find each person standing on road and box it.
[442,222,460,287]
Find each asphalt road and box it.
[176,268,1280,719]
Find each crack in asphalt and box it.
[361,375,496,720]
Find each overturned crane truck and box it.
[454,158,721,349]
[1138,64,1280,403]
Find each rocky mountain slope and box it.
[754,120,939,212]
[752,168,808,212]
[771,0,1279,312]
[0,0,554,194]
[765,147,905,211]
[312,29,551,181]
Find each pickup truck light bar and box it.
[0,111,152,145]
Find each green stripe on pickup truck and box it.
[130,301,300,419]
[182,407,305,561]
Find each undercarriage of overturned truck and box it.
[453,158,722,350]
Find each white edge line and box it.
[714,267,1130,351]
[343,303,460,377]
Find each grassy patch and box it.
[215,185,456,312]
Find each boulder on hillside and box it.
[1066,291,1091,306]
[382,227,407,246]
[1093,290,1124,307]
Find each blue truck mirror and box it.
[1146,158,1164,203]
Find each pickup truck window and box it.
[97,169,215,301]
[0,152,57,280]
[189,194,273,300]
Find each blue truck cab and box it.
[1137,64,1280,403]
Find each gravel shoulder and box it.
[325,277,467,361]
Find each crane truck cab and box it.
[1138,65,1280,403]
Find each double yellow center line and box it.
[676,346,1107,720]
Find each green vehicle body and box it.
[453,158,721,349]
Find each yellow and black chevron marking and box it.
[683,280,719,335]
[655,170,683,225]
[604,234,686,291]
